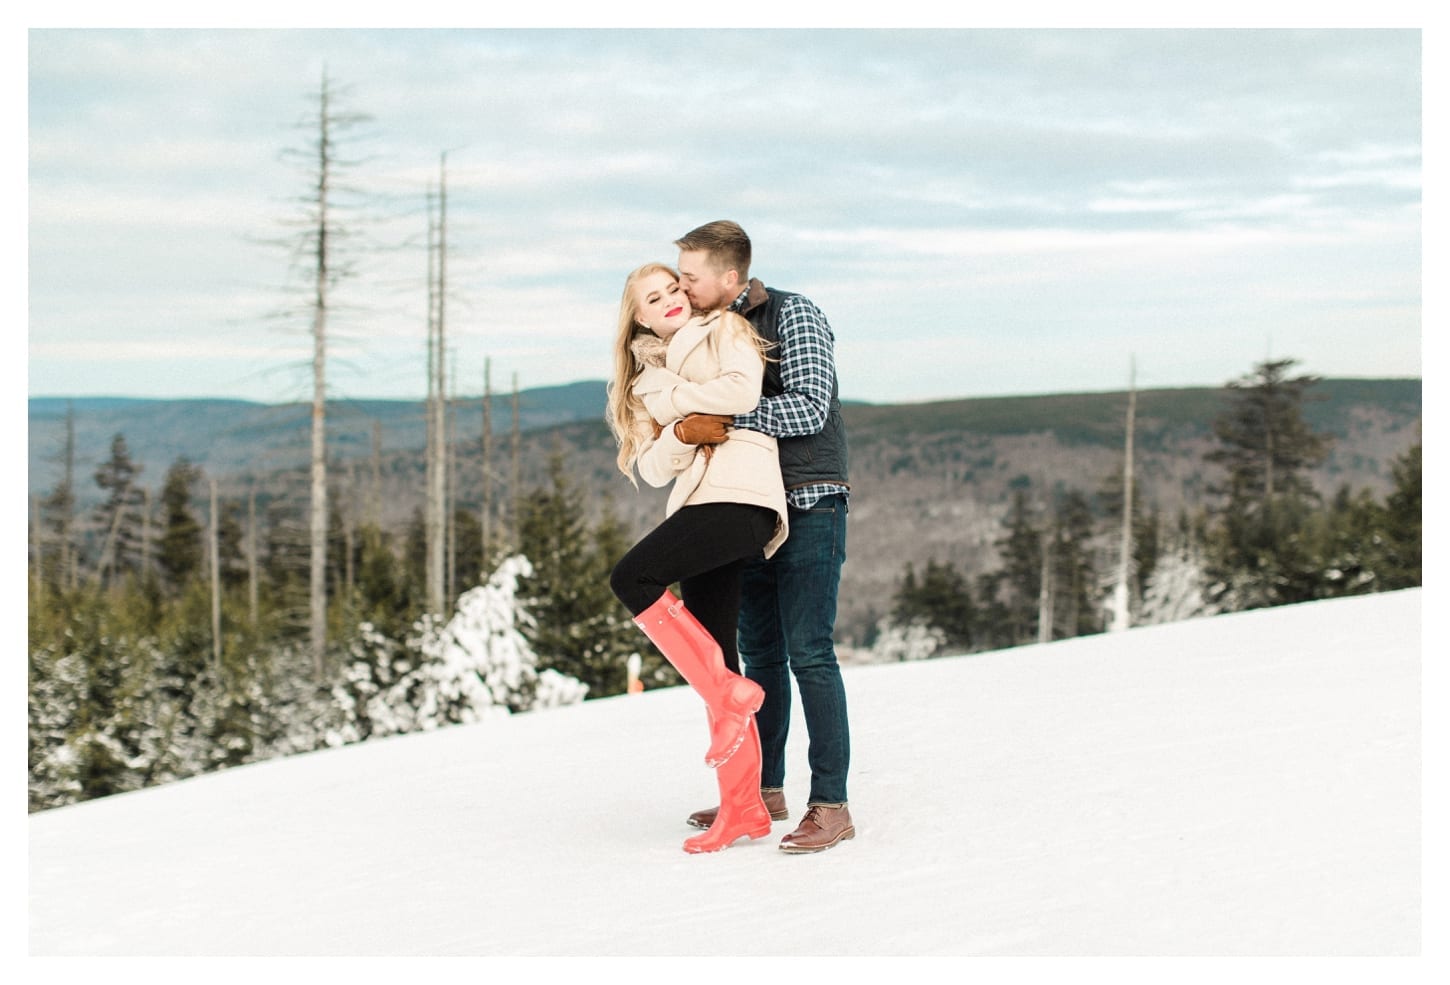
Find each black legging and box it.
[611,502,777,675]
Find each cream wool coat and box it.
[631,310,788,557]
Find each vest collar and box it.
[738,278,770,316]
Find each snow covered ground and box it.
[26,589,1433,969]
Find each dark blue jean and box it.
[737,494,850,805]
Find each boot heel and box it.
[727,677,764,713]
[704,723,751,769]
[702,678,764,766]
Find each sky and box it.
[25,588,1428,966]
[22,15,1429,407]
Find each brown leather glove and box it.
[673,413,733,446]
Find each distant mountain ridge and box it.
[27,381,609,496]
[27,378,1422,497]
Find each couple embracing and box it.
[607,220,854,856]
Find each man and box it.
[671,220,854,854]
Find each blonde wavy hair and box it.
[606,262,772,484]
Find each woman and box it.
[607,262,787,854]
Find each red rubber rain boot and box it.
[684,717,772,853]
[634,590,764,768]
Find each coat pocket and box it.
[697,431,780,496]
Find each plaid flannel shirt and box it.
[730,287,850,511]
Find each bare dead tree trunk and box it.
[140,487,152,586]
[1038,529,1054,645]
[1110,357,1137,633]
[30,496,43,603]
[437,165,451,609]
[446,353,457,605]
[369,421,382,530]
[424,182,438,612]
[510,372,521,548]
[248,489,258,629]
[481,357,493,569]
[424,163,449,616]
[210,478,222,672]
[93,498,125,589]
[344,462,356,596]
[58,402,77,590]
[310,325,327,675]
[282,70,370,676]
[306,73,336,679]
[1265,416,1276,501]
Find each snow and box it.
[24,589,1436,972]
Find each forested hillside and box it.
[28,369,1422,812]
[29,377,1422,644]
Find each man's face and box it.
[677,249,737,312]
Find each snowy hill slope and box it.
[28,590,1422,957]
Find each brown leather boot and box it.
[778,803,855,854]
[687,787,788,829]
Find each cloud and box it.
[26,27,1423,402]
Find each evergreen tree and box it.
[1134,505,1162,603]
[890,558,974,652]
[156,457,205,594]
[1380,441,1421,589]
[1206,358,1330,504]
[452,506,484,591]
[329,555,587,742]
[325,487,361,627]
[994,488,1042,644]
[261,497,312,640]
[1310,437,1420,598]
[1046,489,1100,639]
[516,449,638,697]
[92,433,147,586]
[28,593,175,805]
[1203,358,1332,609]
[971,570,1014,652]
[215,501,249,590]
[1312,485,1385,598]
[353,522,420,637]
[404,506,428,593]
[892,563,919,621]
[589,495,665,689]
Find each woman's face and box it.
[632,270,692,340]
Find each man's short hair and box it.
[675,220,751,283]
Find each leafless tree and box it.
[210,478,222,671]
[247,489,259,629]
[1109,358,1137,632]
[38,403,79,591]
[424,156,452,616]
[481,357,494,568]
[510,372,521,546]
[276,70,372,676]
